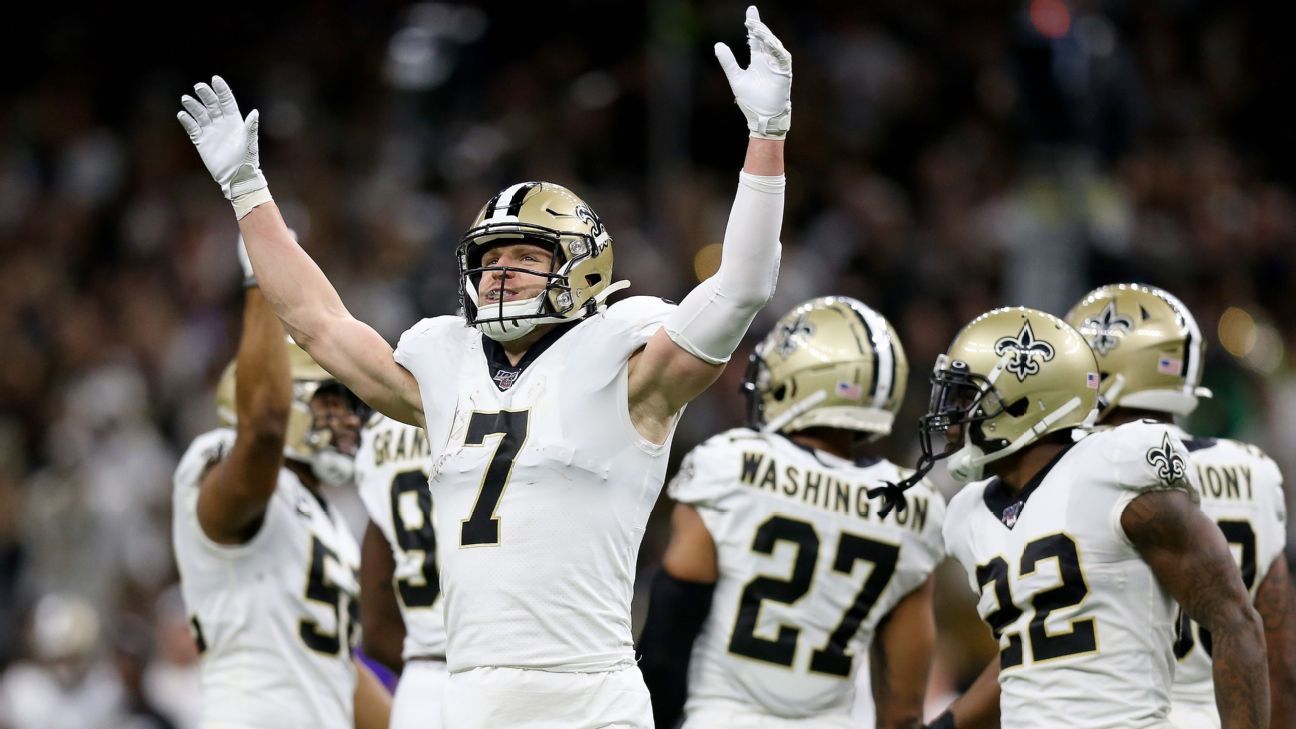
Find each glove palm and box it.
[715,6,792,139]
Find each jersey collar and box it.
[982,441,1076,529]
[481,321,578,392]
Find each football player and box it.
[638,297,946,729]
[177,6,790,725]
[883,307,1267,729]
[355,413,447,729]
[1066,284,1295,729]
[171,237,390,729]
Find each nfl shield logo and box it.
[493,369,521,390]
[1002,501,1023,528]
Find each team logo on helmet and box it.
[774,314,815,356]
[994,321,1056,382]
[1081,300,1135,355]
[1145,432,1187,484]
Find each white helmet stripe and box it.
[487,182,538,221]
[842,300,894,408]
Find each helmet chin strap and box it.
[476,280,634,342]
[947,395,1083,483]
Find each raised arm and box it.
[1256,552,1296,728]
[628,6,788,438]
[1122,490,1269,729]
[196,246,292,544]
[178,76,422,426]
[871,576,936,729]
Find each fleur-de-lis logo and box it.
[994,321,1056,382]
[1145,432,1187,484]
[775,314,815,356]
[1081,301,1134,355]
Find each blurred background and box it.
[3,0,1295,726]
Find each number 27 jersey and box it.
[670,428,946,719]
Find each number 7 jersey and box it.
[943,420,1201,729]
[393,297,678,673]
[668,428,946,719]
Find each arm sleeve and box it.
[637,570,717,729]
[664,171,784,364]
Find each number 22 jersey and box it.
[394,297,677,673]
[943,421,1201,729]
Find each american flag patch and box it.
[1086,372,1100,389]
[836,381,863,400]
[1158,357,1183,375]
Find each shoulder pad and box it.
[1101,421,1199,499]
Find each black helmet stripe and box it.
[846,304,881,403]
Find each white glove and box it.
[714,6,792,140]
[176,76,273,219]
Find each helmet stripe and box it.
[487,182,538,221]
[844,303,889,407]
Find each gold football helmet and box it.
[917,307,1099,483]
[216,342,363,485]
[1064,283,1210,418]
[457,181,625,341]
[742,296,909,439]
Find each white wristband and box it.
[233,187,274,220]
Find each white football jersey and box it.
[394,297,677,673]
[943,421,1201,729]
[1168,424,1286,718]
[354,414,448,659]
[172,428,360,729]
[669,428,946,721]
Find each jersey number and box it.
[1174,519,1257,659]
[391,469,439,608]
[461,410,530,547]
[976,533,1096,669]
[728,515,900,677]
[300,535,354,655]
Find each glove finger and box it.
[212,75,242,119]
[750,26,791,71]
[176,111,201,141]
[180,95,210,126]
[713,42,743,87]
[746,5,760,23]
[194,83,222,118]
[243,109,261,160]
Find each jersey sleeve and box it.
[667,431,747,509]
[567,297,676,386]
[1105,422,1201,547]
[1252,451,1287,579]
[393,315,467,380]
[173,429,237,500]
[1107,422,1200,499]
[906,478,948,566]
[353,417,386,525]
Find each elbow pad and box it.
[665,171,784,364]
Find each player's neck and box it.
[1104,407,1172,428]
[788,428,860,460]
[991,439,1068,495]
[497,323,557,366]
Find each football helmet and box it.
[742,296,908,439]
[457,181,626,342]
[917,307,1099,485]
[1064,283,1211,418]
[215,342,364,486]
